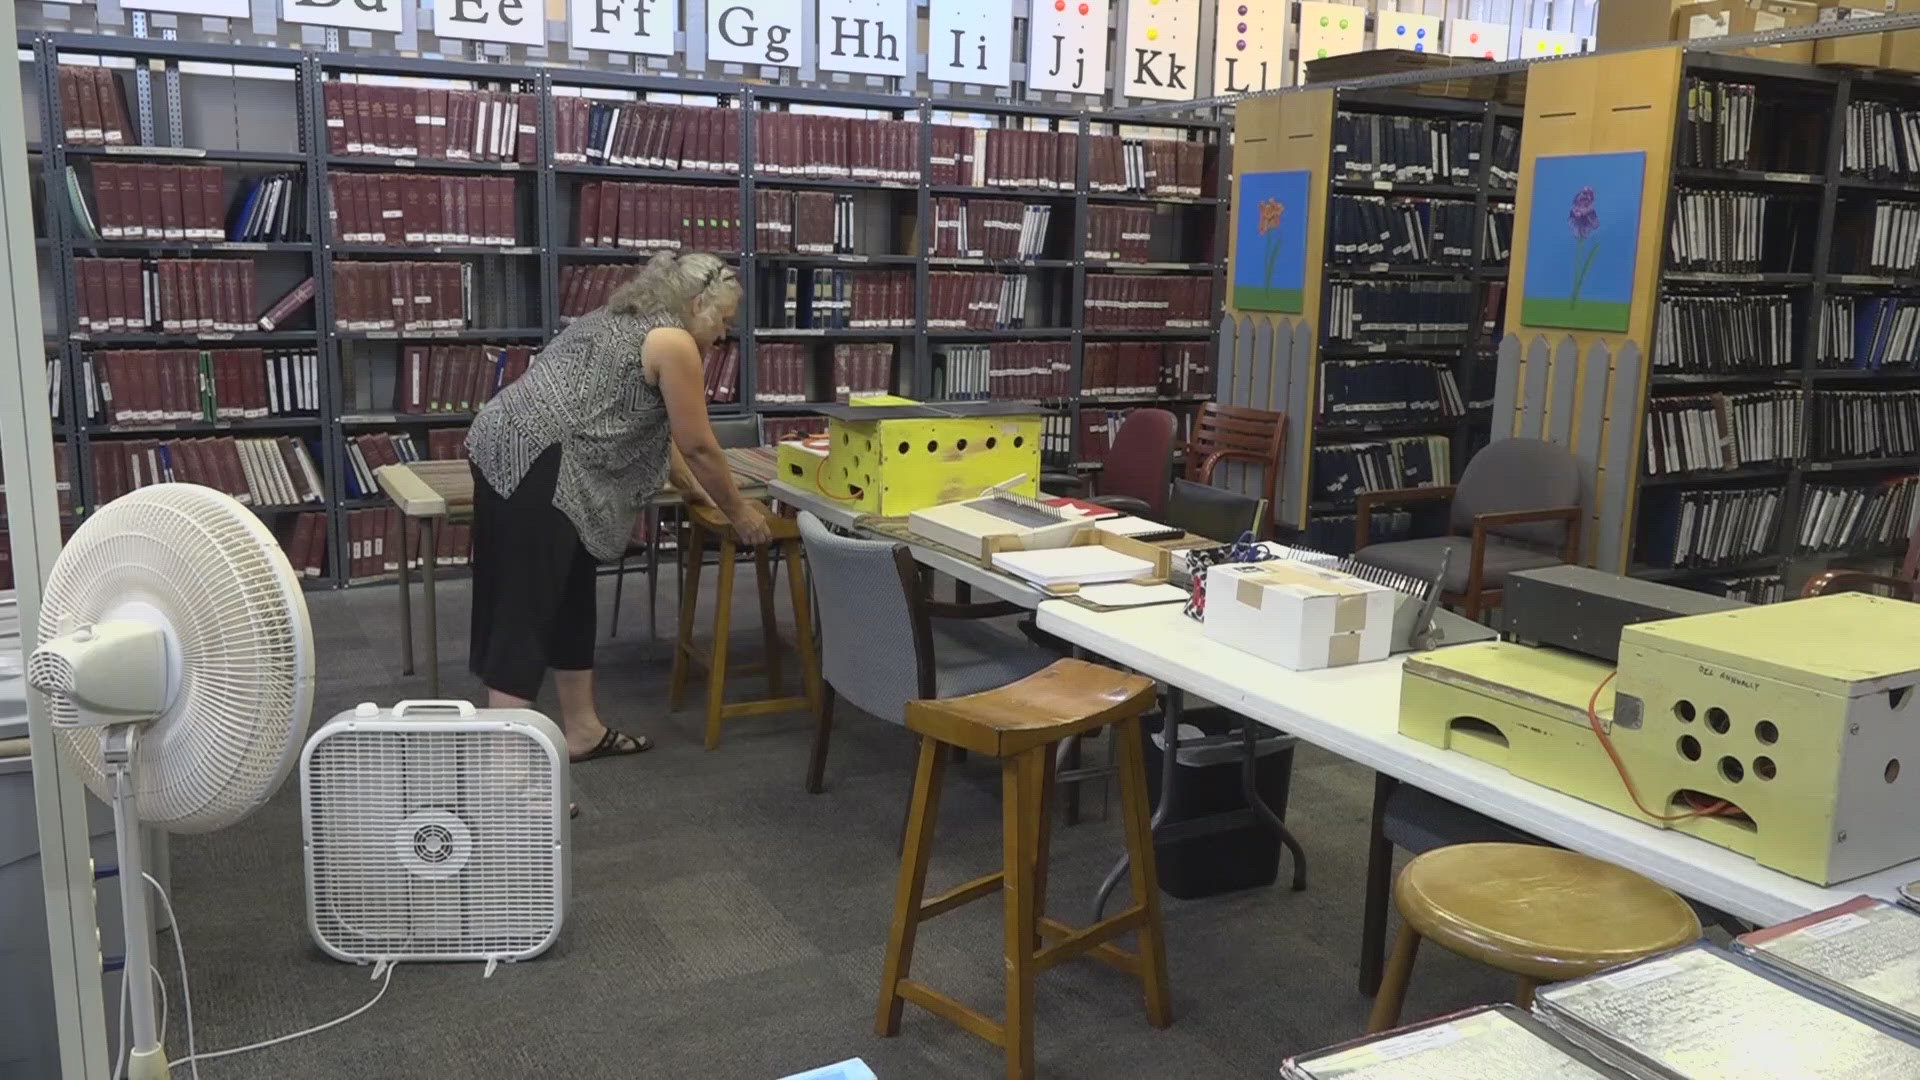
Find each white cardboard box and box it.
[1201,561,1396,670]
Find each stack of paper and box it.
[1093,516,1184,542]
[1736,897,1920,1036]
[990,546,1153,588]
[1535,944,1920,1078]
[1282,1005,1624,1078]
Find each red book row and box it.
[1081,341,1212,397]
[927,271,1022,331]
[929,198,1046,260]
[281,512,328,579]
[323,82,535,164]
[74,258,259,335]
[1088,136,1211,197]
[343,507,471,581]
[426,428,469,459]
[88,164,228,241]
[838,270,914,329]
[751,342,895,404]
[1085,206,1155,263]
[755,113,921,183]
[989,342,1072,399]
[57,65,134,147]
[705,341,742,405]
[558,263,634,319]
[332,261,470,332]
[89,435,323,506]
[755,190,845,255]
[760,417,823,446]
[1083,275,1214,331]
[573,182,738,251]
[327,173,520,247]
[84,347,314,425]
[396,344,531,414]
[555,98,738,174]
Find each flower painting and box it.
[1233,169,1310,313]
[1520,152,1646,333]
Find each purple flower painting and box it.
[1568,186,1600,308]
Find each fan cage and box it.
[43,484,314,832]
[302,719,567,964]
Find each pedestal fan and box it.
[28,483,315,1079]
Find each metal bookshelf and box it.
[1302,88,1520,536]
[25,31,1227,588]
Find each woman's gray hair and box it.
[607,251,741,341]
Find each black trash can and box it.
[1140,705,1296,900]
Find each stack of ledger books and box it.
[1284,897,1920,1078]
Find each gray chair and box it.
[611,414,764,640]
[797,511,1053,794]
[1163,478,1266,544]
[1350,438,1583,620]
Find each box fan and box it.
[301,699,569,968]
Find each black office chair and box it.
[610,414,762,640]
[1163,478,1267,544]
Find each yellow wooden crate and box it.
[1613,593,1920,885]
[794,399,1044,517]
[1400,641,1631,809]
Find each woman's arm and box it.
[667,443,712,506]
[645,329,770,544]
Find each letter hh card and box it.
[1122,0,1199,101]
[817,0,911,77]
[928,0,1014,87]
[1213,0,1286,95]
[1027,0,1112,95]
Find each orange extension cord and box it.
[1586,671,1739,823]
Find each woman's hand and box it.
[728,501,773,546]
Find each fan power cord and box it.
[143,873,399,1078]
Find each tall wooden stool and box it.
[877,659,1171,1080]
[668,501,822,750]
[1367,842,1700,1033]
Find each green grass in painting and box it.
[1520,297,1631,333]
[1232,285,1303,314]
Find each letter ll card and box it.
[1027,0,1112,95]
[818,0,912,76]
[928,0,1015,87]
[1122,0,1200,101]
[1213,0,1286,95]
[1294,1,1365,83]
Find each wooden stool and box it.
[1367,842,1700,1033]
[668,501,822,750]
[877,659,1172,1080]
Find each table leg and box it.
[647,504,662,647]
[1090,686,1181,921]
[1359,772,1399,996]
[396,513,414,677]
[1241,717,1308,891]
[422,516,439,700]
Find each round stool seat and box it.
[1395,843,1700,983]
[689,499,798,540]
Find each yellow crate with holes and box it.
[1401,594,1920,886]
[772,397,1044,517]
[1612,593,1920,885]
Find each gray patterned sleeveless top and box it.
[466,307,676,562]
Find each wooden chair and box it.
[1184,402,1286,537]
[668,501,822,750]
[877,659,1171,1079]
[1803,510,1920,600]
[1351,438,1583,620]
[1368,843,1700,1033]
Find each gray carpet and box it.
[157,569,1513,1078]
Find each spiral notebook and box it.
[1093,516,1186,543]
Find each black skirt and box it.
[468,445,598,700]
